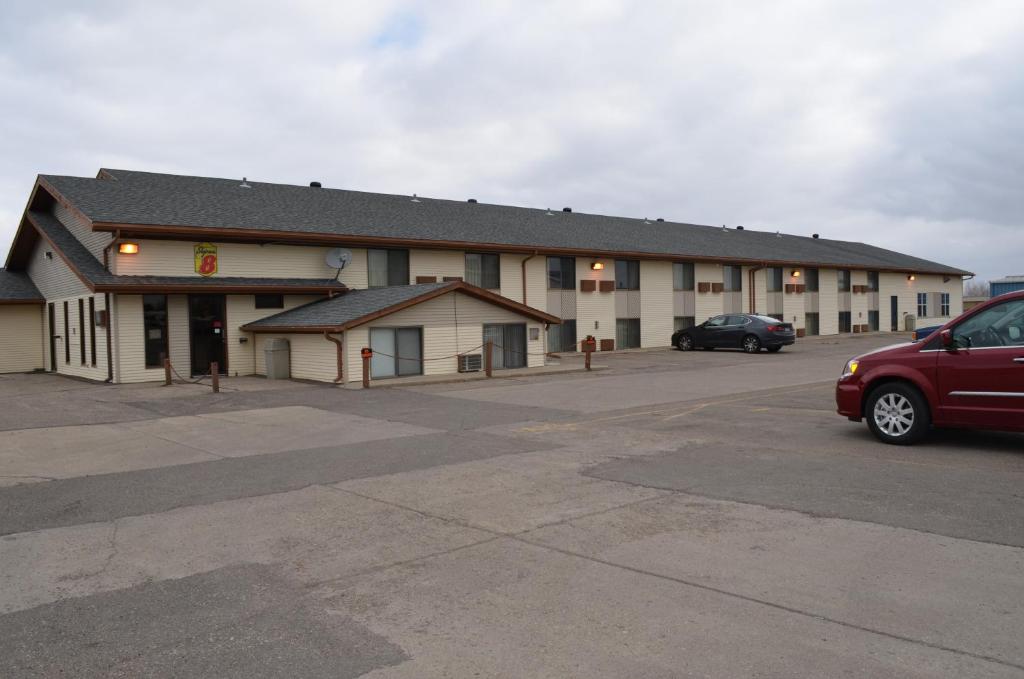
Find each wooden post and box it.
[585,348,592,371]
[211,362,219,393]
[164,357,172,386]
[361,347,372,388]
[484,339,493,377]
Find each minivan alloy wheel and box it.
[873,393,914,437]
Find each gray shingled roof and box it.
[0,269,42,302]
[25,211,345,292]
[40,169,970,276]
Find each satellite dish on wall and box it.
[325,248,353,270]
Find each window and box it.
[369,327,422,377]
[952,299,1024,348]
[804,268,819,292]
[63,301,69,364]
[725,315,750,326]
[615,260,640,290]
[868,310,879,331]
[706,315,728,327]
[838,311,852,333]
[547,319,577,352]
[143,294,168,368]
[367,249,409,288]
[88,297,96,366]
[547,256,576,290]
[255,294,284,309]
[767,267,783,292]
[673,316,695,333]
[867,271,879,291]
[465,253,500,289]
[805,312,820,336]
[723,265,743,291]
[940,293,950,317]
[78,299,86,365]
[917,292,928,317]
[483,323,527,369]
[673,263,694,291]
[838,269,851,292]
[616,318,640,349]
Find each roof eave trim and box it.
[0,298,45,305]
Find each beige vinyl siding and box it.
[112,294,168,383]
[782,268,805,329]
[818,269,840,335]
[0,305,44,373]
[343,291,545,383]
[878,273,961,331]
[111,239,346,279]
[54,202,111,262]
[167,295,190,376]
[45,294,109,381]
[576,258,615,347]
[254,333,339,382]
[409,249,465,282]
[228,294,323,376]
[336,248,369,289]
[499,254,525,303]
[523,256,547,312]
[640,260,673,347]
[26,240,89,299]
[746,267,767,315]
[694,262,723,323]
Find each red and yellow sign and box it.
[194,243,218,277]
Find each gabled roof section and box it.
[241,281,561,333]
[33,169,972,276]
[0,269,43,304]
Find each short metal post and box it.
[485,340,493,377]
[361,348,372,388]
[585,349,592,371]
[211,362,219,393]
[163,356,171,385]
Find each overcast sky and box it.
[1,1,1021,281]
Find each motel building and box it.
[0,170,970,384]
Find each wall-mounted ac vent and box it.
[458,354,482,372]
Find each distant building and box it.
[991,275,1024,298]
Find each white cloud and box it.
[1,0,1021,280]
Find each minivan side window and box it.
[952,300,1024,348]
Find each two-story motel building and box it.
[0,170,970,384]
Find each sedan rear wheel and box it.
[676,334,694,351]
[742,334,761,353]
[865,383,929,445]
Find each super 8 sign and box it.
[194,243,218,277]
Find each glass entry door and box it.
[483,323,527,369]
[370,327,422,378]
[189,295,227,375]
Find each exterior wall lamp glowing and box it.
[907,274,916,281]
[791,269,801,277]
[591,261,604,270]
[118,242,139,255]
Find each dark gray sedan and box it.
[672,314,796,353]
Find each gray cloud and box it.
[1,0,1021,281]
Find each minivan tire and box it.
[865,383,930,445]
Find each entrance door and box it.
[369,327,422,378]
[890,296,899,331]
[484,323,527,369]
[47,303,57,371]
[189,295,227,375]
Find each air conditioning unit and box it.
[458,353,482,372]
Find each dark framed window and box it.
[838,269,851,292]
[917,292,928,317]
[615,260,640,290]
[78,299,86,365]
[723,265,743,292]
[465,253,500,289]
[674,316,695,332]
[547,256,576,290]
[255,294,284,309]
[88,297,96,366]
[868,310,879,331]
[63,301,70,364]
[867,271,879,291]
[805,268,819,292]
[616,318,641,348]
[369,326,422,378]
[547,319,577,352]
[839,311,852,333]
[367,248,409,288]
[673,263,694,291]
[143,294,169,368]
[767,267,783,292]
[940,292,950,316]
[805,312,820,336]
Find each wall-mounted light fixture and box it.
[591,261,604,271]
[907,274,916,281]
[44,251,53,260]
[791,269,801,277]
[118,242,139,255]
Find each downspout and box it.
[748,264,765,314]
[521,251,539,305]
[323,332,344,384]
[102,230,121,272]
[104,293,114,382]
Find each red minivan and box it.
[836,291,1024,444]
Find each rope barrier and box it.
[168,361,212,385]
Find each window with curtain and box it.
[838,269,851,292]
[616,318,640,348]
[673,262,694,291]
[368,249,409,288]
[805,268,819,291]
[547,319,577,352]
[143,294,168,368]
[867,271,879,291]
[547,256,576,290]
[615,260,640,290]
[723,265,743,291]
[838,311,852,333]
[465,253,500,289]
[940,293,950,316]
[767,267,783,292]
[917,293,928,317]
[369,327,422,378]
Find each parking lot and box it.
[2,334,1023,678]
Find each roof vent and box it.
[736,225,744,230]
[643,217,651,225]
[812,233,819,239]
[411,193,421,203]
[656,218,664,222]
[310,181,322,188]
[776,231,782,238]
[239,177,251,189]
[563,207,572,212]
[468,198,477,203]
